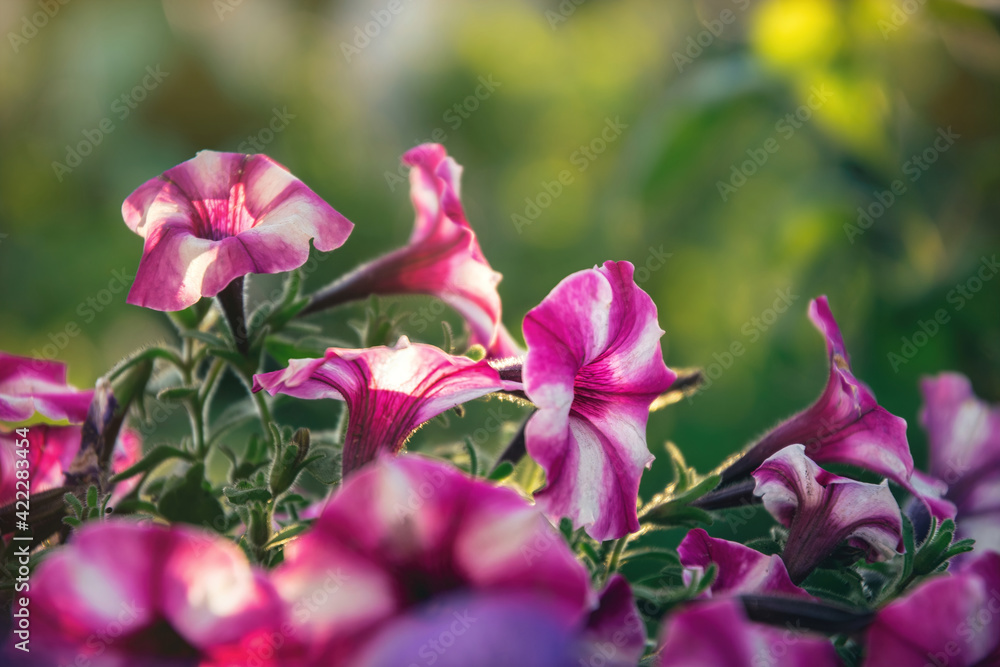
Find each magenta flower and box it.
[677,528,810,599]
[271,454,645,667]
[303,144,517,357]
[723,297,951,520]
[522,260,676,541]
[863,551,1000,666]
[122,150,353,311]
[0,424,80,505]
[18,521,283,666]
[656,598,841,666]
[0,352,93,423]
[753,445,903,583]
[920,372,1000,551]
[0,425,140,507]
[253,337,510,476]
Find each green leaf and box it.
[157,386,199,403]
[158,463,225,529]
[463,438,479,477]
[223,485,273,505]
[303,446,341,485]
[263,521,313,550]
[642,503,714,529]
[63,492,84,518]
[488,461,515,481]
[111,445,194,483]
[62,516,82,528]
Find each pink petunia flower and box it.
[919,372,1000,552]
[303,144,518,358]
[10,521,284,667]
[752,445,903,583]
[122,150,353,312]
[656,598,841,666]
[522,260,676,541]
[677,528,811,599]
[0,352,94,424]
[0,425,142,507]
[252,337,511,476]
[863,551,1000,666]
[271,454,646,667]
[723,296,953,521]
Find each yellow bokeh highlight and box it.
[751,0,842,70]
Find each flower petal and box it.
[863,551,1000,666]
[752,444,902,583]
[677,528,810,599]
[523,260,675,540]
[123,151,352,312]
[304,144,509,356]
[253,337,507,475]
[0,424,80,505]
[656,598,841,666]
[0,352,93,424]
[725,297,913,488]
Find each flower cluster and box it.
[2,146,997,667]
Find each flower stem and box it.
[605,535,629,585]
[218,276,249,356]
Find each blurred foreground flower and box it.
[271,455,645,666]
[863,551,1000,666]
[522,260,675,541]
[656,598,841,666]
[122,150,353,311]
[11,521,282,666]
[303,144,519,358]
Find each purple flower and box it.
[656,598,841,666]
[752,445,903,583]
[253,337,511,476]
[920,373,1000,551]
[122,150,353,311]
[303,144,518,358]
[15,521,283,666]
[725,297,951,520]
[677,528,810,599]
[0,352,93,423]
[863,551,1000,666]
[522,260,676,541]
[271,455,645,666]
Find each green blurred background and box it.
[1,0,998,496]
